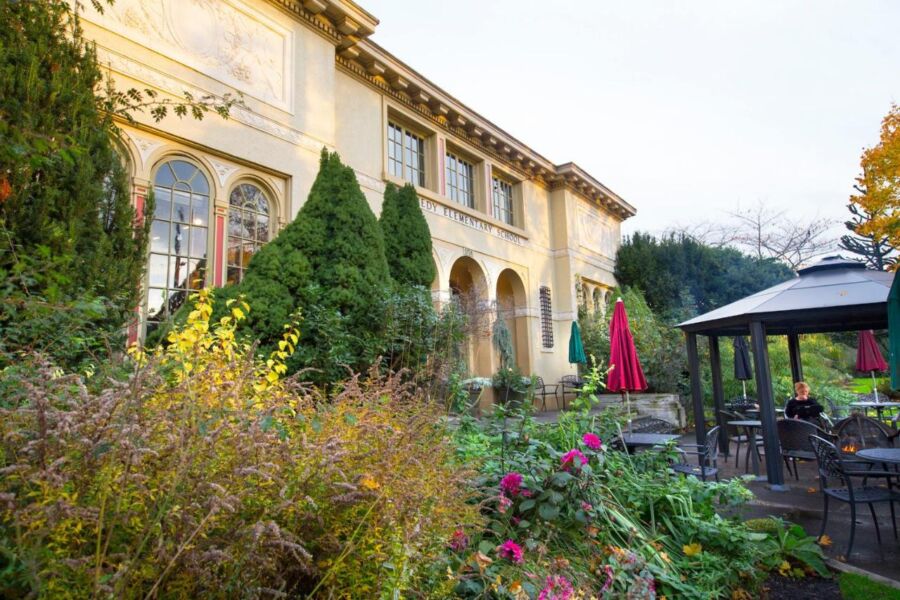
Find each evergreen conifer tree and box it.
[0,0,149,366]
[379,183,436,287]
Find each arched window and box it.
[227,182,271,284]
[146,159,211,333]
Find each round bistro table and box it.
[727,420,763,477]
[855,447,900,467]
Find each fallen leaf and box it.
[818,534,832,547]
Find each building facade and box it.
[77,0,636,406]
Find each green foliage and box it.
[580,286,688,394]
[0,0,150,369]
[379,183,436,287]
[444,375,783,599]
[615,232,793,320]
[839,572,900,600]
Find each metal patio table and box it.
[850,401,900,422]
[619,433,679,453]
[856,447,900,468]
[728,420,763,477]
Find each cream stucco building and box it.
[78,0,636,407]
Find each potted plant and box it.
[459,376,492,416]
[492,365,531,408]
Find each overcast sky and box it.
[369,1,900,238]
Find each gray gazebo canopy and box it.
[677,256,895,489]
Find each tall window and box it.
[227,183,271,284]
[387,121,425,186]
[445,152,474,208]
[492,176,514,225]
[147,159,210,333]
[539,286,553,349]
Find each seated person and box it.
[785,381,824,421]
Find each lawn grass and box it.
[849,376,887,394]
[839,572,900,600]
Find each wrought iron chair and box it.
[533,376,559,412]
[559,375,583,410]
[826,397,849,420]
[809,435,899,557]
[777,419,834,480]
[673,426,721,482]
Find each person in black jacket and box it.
[785,381,824,421]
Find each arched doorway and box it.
[495,269,531,373]
[449,257,491,377]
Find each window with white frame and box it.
[146,159,210,334]
[227,182,271,285]
[492,176,514,225]
[445,152,474,208]
[387,121,425,186]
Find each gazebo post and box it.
[787,332,803,385]
[685,332,707,446]
[708,335,729,454]
[749,320,786,489]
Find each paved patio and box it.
[695,434,900,583]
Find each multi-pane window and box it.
[227,183,271,285]
[445,152,474,208]
[146,159,210,334]
[492,176,514,225]
[387,121,425,186]
[539,286,553,349]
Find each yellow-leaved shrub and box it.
[0,290,481,598]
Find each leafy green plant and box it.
[746,517,829,578]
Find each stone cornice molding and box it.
[340,41,636,220]
[266,0,634,220]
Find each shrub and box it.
[0,290,480,598]
[379,183,436,287]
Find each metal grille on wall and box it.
[539,286,553,349]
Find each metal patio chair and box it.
[809,435,899,558]
[777,419,834,480]
[721,409,755,470]
[559,375,583,410]
[672,426,721,482]
[533,376,559,412]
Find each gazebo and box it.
[677,256,896,489]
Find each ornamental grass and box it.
[0,290,480,598]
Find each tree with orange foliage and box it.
[851,104,900,268]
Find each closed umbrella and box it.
[607,298,648,432]
[856,330,888,402]
[568,321,586,365]
[890,276,899,391]
[733,336,753,400]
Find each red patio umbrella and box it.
[607,298,648,432]
[856,330,888,402]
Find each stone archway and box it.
[449,256,492,377]
[495,269,531,374]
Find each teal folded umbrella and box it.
[568,321,586,364]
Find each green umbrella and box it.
[890,275,899,390]
[568,321,587,364]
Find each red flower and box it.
[560,449,587,470]
[582,432,603,451]
[498,539,524,564]
[448,528,468,552]
[500,471,523,497]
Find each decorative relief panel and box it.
[80,0,293,110]
[577,206,617,258]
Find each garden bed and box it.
[762,574,841,599]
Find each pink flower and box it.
[560,449,587,470]
[601,565,615,593]
[521,488,534,498]
[511,516,522,526]
[448,528,468,552]
[538,574,574,600]
[582,432,603,451]
[498,495,513,514]
[497,539,524,564]
[500,472,524,497]
[581,501,593,512]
